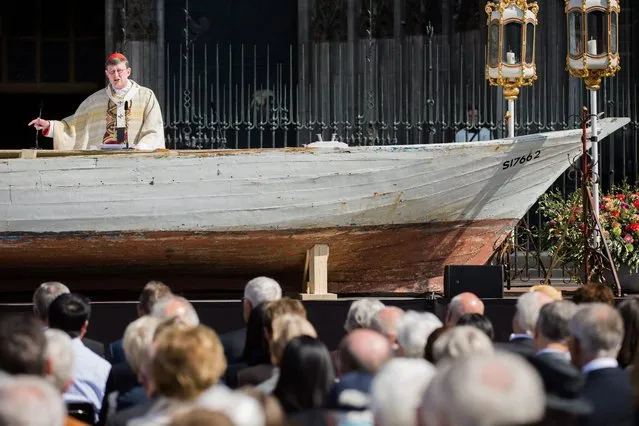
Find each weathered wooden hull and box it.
[0,118,629,294]
[0,219,516,294]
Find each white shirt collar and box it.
[582,357,618,375]
[509,333,533,341]
[535,348,571,360]
[111,80,132,96]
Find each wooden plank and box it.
[20,150,37,159]
[300,243,336,300]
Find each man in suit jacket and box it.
[219,276,282,365]
[105,281,172,364]
[534,300,578,363]
[98,316,160,426]
[497,291,552,359]
[569,303,634,426]
[528,354,593,425]
[82,337,106,358]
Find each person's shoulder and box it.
[479,127,492,138]
[73,88,107,111]
[454,129,466,142]
[85,87,108,101]
[79,342,111,371]
[132,82,157,98]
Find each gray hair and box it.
[33,282,70,322]
[420,352,545,426]
[432,326,494,364]
[123,316,162,375]
[569,303,624,359]
[243,277,282,307]
[396,311,442,358]
[370,306,405,338]
[514,292,551,335]
[537,300,578,342]
[344,298,385,332]
[0,375,66,426]
[371,358,436,426]
[44,329,74,393]
[150,295,200,326]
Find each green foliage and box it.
[538,183,639,276]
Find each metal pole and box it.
[508,99,515,138]
[589,88,600,245]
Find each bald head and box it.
[370,307,405,351]
[446,292,485,327]
[151,296,200,327]
[339,328,392,375]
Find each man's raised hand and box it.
[28,118,50,131]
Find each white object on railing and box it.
[508,99,515,138]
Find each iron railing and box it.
[164,0,639,284]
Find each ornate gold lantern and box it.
[566,0,620,90]
[486,0,539,138]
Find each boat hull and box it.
[0,118,629,295]
[0,219,516,294]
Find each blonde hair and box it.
[151,325,226,400]
[529,284,563,301]
[270,314,317,365]
[264,298,307,336]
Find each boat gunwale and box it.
[0,117,629,160]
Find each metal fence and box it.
[164,2,639,284]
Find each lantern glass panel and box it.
[489,21,499,67]
[586,9,608,55]
[611,11,618,54]
[525,23,535,64]
[568,11,583,57]
[503,21,522,64]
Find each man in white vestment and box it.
[28,52,165,151]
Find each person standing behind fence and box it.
[455,104,492,142]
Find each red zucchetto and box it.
[107,52,128,62]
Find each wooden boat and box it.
[0,117,630,296]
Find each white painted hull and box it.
[0,118,629,234]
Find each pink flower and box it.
[624,234,634,244]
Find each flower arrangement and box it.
[538,183,639,276]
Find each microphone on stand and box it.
[124,101,130,149]
[35,100,44,150]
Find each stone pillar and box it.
[105,0,165,111]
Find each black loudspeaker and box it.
[443,265,504,299]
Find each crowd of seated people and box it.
[0,279,638,426]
